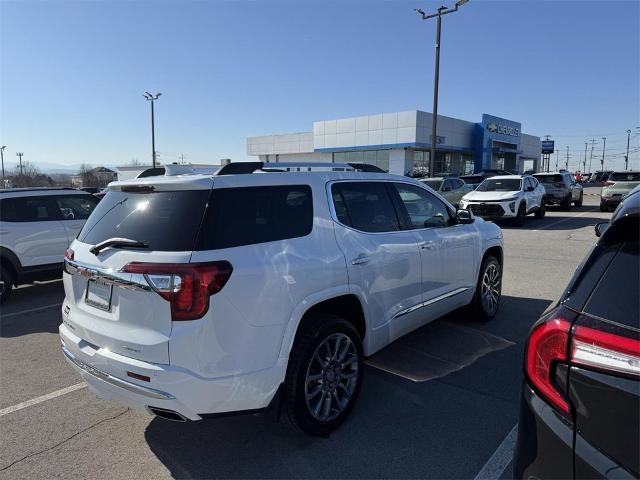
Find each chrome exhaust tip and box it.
[148,407,188,422]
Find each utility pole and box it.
[179,153,186,165]
[625,129,631,170]
[143,92,162,168]
[16,152,24,176]
[589,139,597,173]
[415,0,469,177]
[583,142,588,172]
[0,146,5,188]
[555,150,559,170]
[565,145,569,170]
[601,136,606,171]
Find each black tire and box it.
[574,192,583,207]
[282,313,363,436]
[469,255,502,321]
[514,203,526,227]
[561,194,572,211]
[535,201,546,219]
[0,266,15,304]
[599,201,608,212]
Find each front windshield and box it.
[476,178,522,192]
[422,180,443,190]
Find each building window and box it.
[462,155,474,174]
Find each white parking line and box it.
[1,303,63,318]
[473,424,518,480]
[533,207,598,231]
[0,383,86,417]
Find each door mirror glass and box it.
[526,186,534,192]
[456,209,474,224]
[442,186,452,192]
[594,222,608,237]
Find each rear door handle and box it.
[420,241,436,250]
[351,255,371,266]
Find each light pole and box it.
[565,145,569,170]
[16,152,24,176]
[589,139,596,173]
[0,146,5,188]
[583,142,588,172]
[555,150,559,171]
[625,129,631,171]
[601,136,606,171]
[415,0,469,177]
[143,92,162,168]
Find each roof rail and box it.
[215,161,386,176]
[0,187,79,194]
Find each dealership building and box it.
[247,111,542,176]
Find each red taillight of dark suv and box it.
[122,261,233,320]
[524,307,573,414]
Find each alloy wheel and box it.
[304,333,359,422]
[481,263,501,315]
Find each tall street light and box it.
[16,152,24,176]
[0,146,6,188]
[601,136,606,171]
[583,142,588,172]
[143,92,162,168]
[416,0,469,177]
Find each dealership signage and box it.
[541,140,555,154]
[486,122,520,137]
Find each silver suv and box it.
[533,172,583,210]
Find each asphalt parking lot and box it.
[0,187,611,480]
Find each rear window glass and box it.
[78,190,210,251]
[421,180,443,190]
[55,195,98,220]
[534,174,564,184]
[197,185,313,250]
[584,241,639,328]
[609,172,640,182]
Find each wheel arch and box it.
[278,288,368,361]
[0,247,21,278]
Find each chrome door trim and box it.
[393,287,468,320]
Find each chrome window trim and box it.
[392,287,469,320]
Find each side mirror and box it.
[442,186,452,192]
[594,222,608,237]
[456,209,474,224]
[526,186,535,192]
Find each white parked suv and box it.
[460,175,546,226]
[59,164,504,435]
[0,188,99,303]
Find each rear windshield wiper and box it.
[89,237,149,255]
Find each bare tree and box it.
[9,161,54,187]
[127,158,143,166]
[77,163,100,188]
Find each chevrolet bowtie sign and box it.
[487,122,520,137]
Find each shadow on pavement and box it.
[0,280,63,337]
[144,295,550,479]
[499,214,606,231]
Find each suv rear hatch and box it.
[534,174,567,196]
[63,178,213,364]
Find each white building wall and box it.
[314,111,418,149]
[247,132,313,156]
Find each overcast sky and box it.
[1,0,638,171]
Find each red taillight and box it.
[64,248,74,261]
[122,261,233,321]
[525,311,571,414]
[572,326,640,377]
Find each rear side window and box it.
[0,196,58,222]
[583,241,639,328]
[610,172,640,181]
[78,190,210,251]
[332,182,400,233]
[197,185,313,250]
[55,195,98,220]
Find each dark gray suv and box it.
[533,172,583,210]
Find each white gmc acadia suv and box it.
[59,163,504,435]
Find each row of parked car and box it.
[1,163,637,478]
